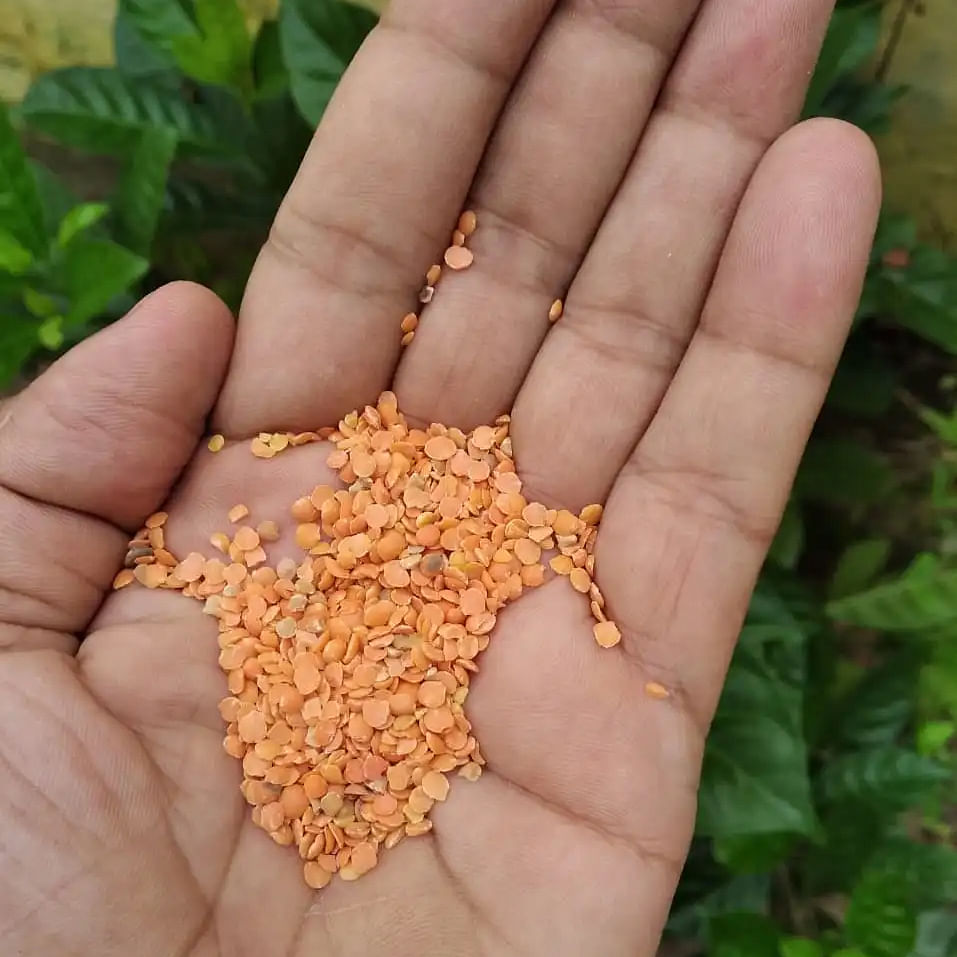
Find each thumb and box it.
[0,282,233,647]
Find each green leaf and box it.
[253,19,289,99]
[830,538,892,600]
[0,314,39,385]
[698,594,816,838]
[669,861,771,942]
[0,229,35,275]
[918,405,957,446]
[872,212,918,262]
[845,868,918,957]
[164,174,275,231]
[22,288,59,319]
[768,501,804,570]
[920,634,957,720]
[916,720,955,757]
[117,0,198,51]
[804,2,882,116]
[170,0,253,90]
[819,747,949,811]
[826,567,957,631]
[827,342,898,417]
[280,0,377,126]
[709,914,782,957]
[713,833,796,875]
[796,438,895,507]
[119,0,252,90]
[114,8,179,78]
[37,315,64,350]
[31,162,79,238]
[56,202,110,248]
[21,68,231,157]
[115,127,178,255]
[876,244,957,354]
[779,938,824,957]
[868,839,957,909]
[909,911,957,957]
[55,238,149,325]
[825,77,905,135]
[805,800,885,893]
[0,103,46,254]
[247,92,312,190]
[834,654,918,748]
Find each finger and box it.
[395,0,704,427]
[0,283,233,648]
[600,119,880,721]
[216,0,558,436]
[512,0,837,507]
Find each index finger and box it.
[216,0,557,436]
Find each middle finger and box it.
[394,0,705,428]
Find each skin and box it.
[0,1,881,955]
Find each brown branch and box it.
[876,0,918,82]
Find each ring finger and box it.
[393,0,705,428]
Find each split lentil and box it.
[402,211,478,349]
[118,212,635,892]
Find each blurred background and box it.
[0,2,954,956]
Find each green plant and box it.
[0,0,377,385]
[667,2,957,954]
[0,2,954,955]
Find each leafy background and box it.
[1,1,955,955]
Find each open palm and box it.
[0,1,880,954]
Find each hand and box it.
[0,1,879,954]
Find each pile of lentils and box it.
[115,214,622,890]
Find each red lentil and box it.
[122,317,624,892]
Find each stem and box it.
[876,0,916,82]
[777,866,815,938]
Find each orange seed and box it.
[124,391,619,895]
[444,246,474,270]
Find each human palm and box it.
[0,1,880,955]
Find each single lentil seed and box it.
[444,246,474,270]
[112,569,135,589]
[593,621,622,649]
[233,526,261,552]
[458,210,477,237]
[208,434,226,453]
[549,299,564,322]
